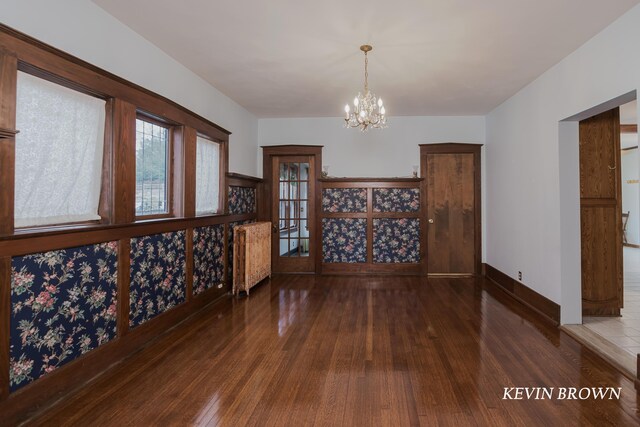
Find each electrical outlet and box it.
[518,271,522,281]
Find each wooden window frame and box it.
[134,113,174,220]
[0,23,231,238]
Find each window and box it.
[195,135,221,214]
[135,117,170,216]
[15,72,106,228]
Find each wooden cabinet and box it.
[420,143,482,276]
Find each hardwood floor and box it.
[27,275,640,426]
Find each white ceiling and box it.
[93,0,639,118]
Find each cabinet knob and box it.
[428,218,434,224]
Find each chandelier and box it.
[344,45,387,131]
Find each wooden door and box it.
[579,108,623,316]
[422,144,481,276]
[271,155,315,273]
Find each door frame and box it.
[420,143,483,277]
[261,145,323,274]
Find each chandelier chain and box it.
[364,51,369,93]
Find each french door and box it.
[271,155,316,272]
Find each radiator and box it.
[232,221,271,295]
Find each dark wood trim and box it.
[624,243,640,249]
[0,256,10,399]
[319,177,423,183]
[0,214,252,257]
[621,146,638,152]
[621,124,637,134]
[0,52,17,235]
[0,286,228,424]
[112,99,136,224]
[186,228,194,301]
[226,172,263,183]
[116,239,130,338]
[484,263,560,325]
[0,24,230,140]
[182,127,197,217]
[421,143,482,276]
[636,354,640,391]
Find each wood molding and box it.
[112,99,136,224]
[0,257,10,399]
[0,52,17,235]
[226,172,263,183]
[116,239,131,337]
[319,177,423,183]
[484,263,560,324]
[621,124,637,134]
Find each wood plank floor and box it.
[28,275,640,426]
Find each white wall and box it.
[486,4,640,323]
[0,0,258,176]
[259,116,485,177]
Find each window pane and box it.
[195,136,220,214]
[15,72,106,227]
[136,118,169,216]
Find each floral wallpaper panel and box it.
[372,188,420,213]
[322,218,367,263]
[322,188,367,213]
[373,218,420,263]
[10,241,118,392]
[228,186,257,215]
[129,231,186,328]
[193,225,225,296]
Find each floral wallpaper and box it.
[372,188,420,213]
[228,220,255,280]
[322,218,367,263]
[228,186,257,215]
[129,231,186,328]
[322,188,367,213]
[193,225,225,296]
[373,218,420,263]
[10,242,118,392]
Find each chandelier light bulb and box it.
[378,98,383,107]
[345,104,350,113]
[380,106,385,115]
[354,97,359,107]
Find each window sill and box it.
[0,212,239,242]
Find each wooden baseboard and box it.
[0,286,229,425]
[484,263,560,325]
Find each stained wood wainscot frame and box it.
[0,24,262,424]
[318,178,425,275]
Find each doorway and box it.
[582,100,640,356]
[262,145,321,274]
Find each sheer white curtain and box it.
[195,136,220,214]
[15,72,106,227]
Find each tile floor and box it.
[583,246,640,356]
